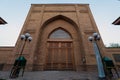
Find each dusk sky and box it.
[0,0,120,46]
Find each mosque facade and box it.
[0,4,120,71]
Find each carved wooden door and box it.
[45,41,74,70]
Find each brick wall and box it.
[0,47,14,70]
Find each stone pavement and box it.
[0,70,120,80]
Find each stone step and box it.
[0,71,120,80]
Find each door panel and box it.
[45,41,74,70]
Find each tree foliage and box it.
[108,43,120,48]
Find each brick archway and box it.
[33,15,83,71]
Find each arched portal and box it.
[34,15,83,71]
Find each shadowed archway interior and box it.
[45,28,74,70]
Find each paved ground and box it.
[0,70,120,80]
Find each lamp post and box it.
[19,33,32,56]
[10,33,32,78]
[88,32,105,79]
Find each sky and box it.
[0,0,120,46]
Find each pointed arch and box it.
[35,14,86,71]
[48,27,72,39]
[41,15,79,31]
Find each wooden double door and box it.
[45,41,74,70]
